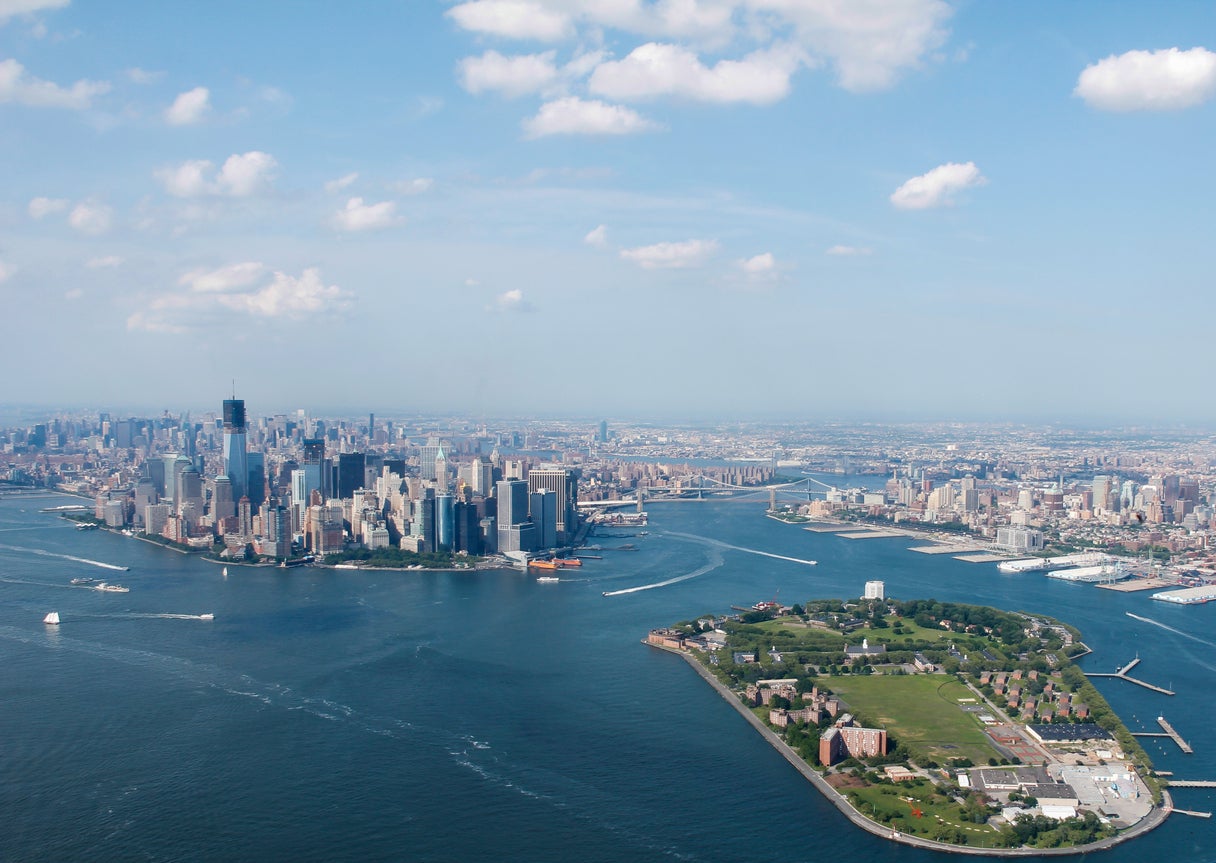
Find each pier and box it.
[1084,657,1175,695]
[1168,781,1216,788]
[1134,717,1192,753]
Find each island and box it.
[648,594,1172,853]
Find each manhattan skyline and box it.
[2,2,1214,422]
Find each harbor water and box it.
[2,489,1214,862]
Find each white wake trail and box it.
[662,531,817,566]
[602,549,724,597]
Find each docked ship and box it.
[552,558,582,567]
[529,559,561,570]
[1044,563,1126,583]
[94,582,130,593]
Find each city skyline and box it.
[2,2,1215,421]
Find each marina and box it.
[1084,657,1176,696]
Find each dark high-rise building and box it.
[527,468,578,542]
[495,479,530,552]
[599,420,608,443]
[454,501,482,554]
[246,451,266,510]
[222,398,249,504]
[338,452,366,499]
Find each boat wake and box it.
[0,542,128,571]
[603,548,724,597]
[662,531,817,566]
[1125,612,1216,648]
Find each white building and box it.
[864,580,885,601]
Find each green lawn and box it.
[846,783,1004,847]
[826,674,999,765]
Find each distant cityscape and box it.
[1,401,1215,578]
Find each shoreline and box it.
[650,643,1172,856]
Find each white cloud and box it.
[324,172,359,193]
[523,96,658,137]
[332,197,400,231]
[179,261,266,293]
[157,159,214,197]
[157,151,278,198]
[739,252,775,273]
[216,151,277,196]
[825,244,873,256]
[28,195,67,218]
[492,287,534,312]
[620,238,718,269]
[389,177,434,195]
[0,257,12,283]
[746,0,951,92]
[890,161,986,210]
[85,254,124,269]
[589,42,801,104]
[68,199,113,234]
[64,287,83,299]
[584,224,608,247]
[128,263,350,332]
[447,0,570,41]
[460,50,559,97]
[165,86,210,125]
[1075,47,1216,111]
[0,57,109,108]
[0,0,69,21]
[125,67,163,84]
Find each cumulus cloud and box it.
[523,96,658,137]
[739,252,775,273]
[447,0,570,41]
[128,263,350,332]
[749,0,951,92]
[620,238,718,269]
[85,254,124,269]
[492,288,535,312]
[390,177,434,195]
[125,67,163,84]
[155,151,278,198]
[157,159,214,197]
[68,199,113,234]
[584,224,608,247]
[332,197,400,231]
[165,86,210,125]
[589,42,801,104]
[0,57,109,108]
[447,0,949,94]
[179,261,265,293]
[460,50,559,97]
[0,0,69,20]
[826,244,873,256]
[890,161,985,210]
[324,172,359,193]
[217,151,277,196]
[28,195,67,218]
[1075,47,1216,111]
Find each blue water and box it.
[1,492,1214,862]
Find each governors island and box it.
[648,593,1174,854]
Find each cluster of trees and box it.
[896,599,1026,645]
[998,811,1112,848]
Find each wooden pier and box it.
[1168,780,1216,788]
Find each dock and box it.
[1157,716,1193,754]
[1169,780,1216,788]
[1084,657,1175,695]
[1174,809,1212,818]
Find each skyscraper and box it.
[496,479,530,552]
[527,468,578,542]
[222,398,248,504]
[302,438,326,501]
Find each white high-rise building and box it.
[864,580,885,601]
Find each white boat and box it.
[43,611,60,625]
[199,613,215,620]
[222,566,228,577]
[70,577,95,585]
[94,582,130,593]
[536,576,560,584]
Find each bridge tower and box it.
[769,489,776,511]
[637,487,645,513]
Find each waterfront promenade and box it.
[655,644,1173,856]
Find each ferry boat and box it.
[199,613,215,620]
[70,577,95,585]
[552,558,582,567]
[529,559,561,570]
[94,582,130,593]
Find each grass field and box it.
[845,783,1005,847]
[826,674,999,765]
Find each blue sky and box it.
[2,1,1214,422]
